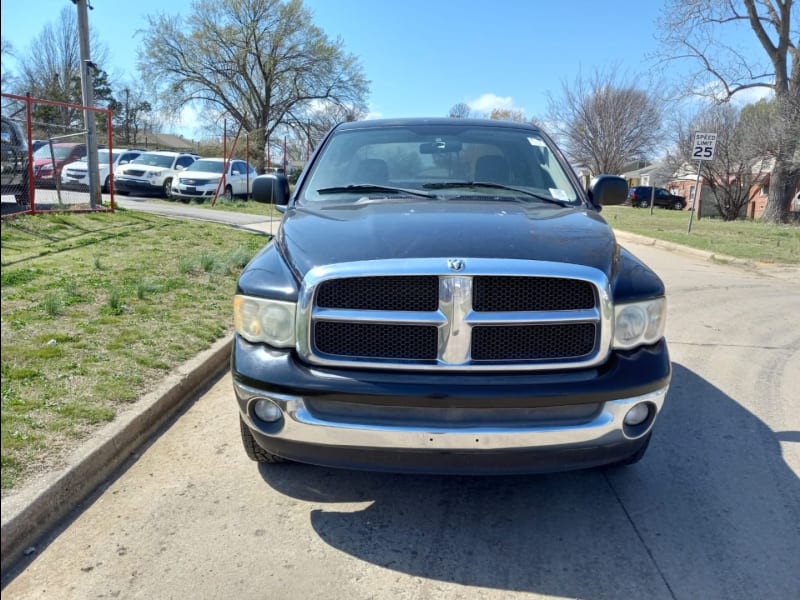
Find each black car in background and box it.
[1,115,30,205]
[628,186,686,210]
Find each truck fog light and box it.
[253,399,282,423]
[624,403,650,426]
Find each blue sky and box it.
[1,0,767,137]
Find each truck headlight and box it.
[234,295,296,348]
[613,298,666,350]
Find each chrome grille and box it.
[315,322,438,359]
[298,259,612,371]
[317,276,438,311]
[472,323,596,360]
[473,276,594,311]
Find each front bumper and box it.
[172,185,218,201]
[233,337,671,474]
[114,178,162,195]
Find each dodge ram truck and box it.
[233,118,671,475]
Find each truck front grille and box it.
[298,259,612,371]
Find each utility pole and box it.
[75,0,101,208]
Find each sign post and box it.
[688,132,717,233]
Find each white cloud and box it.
[467,93,522,115]
[177,105,201,139]
[692,79,774,107]
[730,86,773,107]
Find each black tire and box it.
[224,185,234,202]
[14,170,31,206]
[239,417,287,463]
[162,177,173,199]
[638,199,650,208]
[608,432,651,468]
[673,200,684,211]
[102,175,110,194]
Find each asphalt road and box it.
[1,224,798,599]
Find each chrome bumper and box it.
[235,382,668,452]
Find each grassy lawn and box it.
[603,206,800,265]
[121,196,284,217]
[1,210,267,494]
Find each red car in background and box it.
[32,142,86,186]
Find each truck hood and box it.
[275,200,620,280]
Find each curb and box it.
[0,336,233,577]
[611,229,755,267]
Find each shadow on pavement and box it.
[259,363,799,599]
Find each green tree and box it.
[669,104,762,220]
[659,0,799,223]
[488,108,527,122]
[138,0,369,172]
[108,85,154,147]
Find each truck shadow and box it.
[259,363,799,599]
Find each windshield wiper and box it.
[316,184,437,199]
[422,181,570,207]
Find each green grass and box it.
[132,196,284,217]
[1,210,266,493]
[602,206,800,264]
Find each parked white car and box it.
[172,157,258,203]
[61,148,144,193]
[114,150,198,198]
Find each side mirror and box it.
[588,175,627,210]
[252,173,289,205]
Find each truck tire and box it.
[239,417,287,463]
[673,200,684,210]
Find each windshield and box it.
[301,123,581,205]
[96,149,122,164]
[185,160,225,174]
[131,153,176,168]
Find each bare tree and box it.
[1,36,15,91]
[10,6,109,135]
[546,67,663,176]
[658,0,799,223]
[675,104,763,219]
[138,0,369,172]
[448,102,472,118]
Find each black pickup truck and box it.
[233,118,671,475]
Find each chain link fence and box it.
[2,92,114,218]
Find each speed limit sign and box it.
[692,132,717,161]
